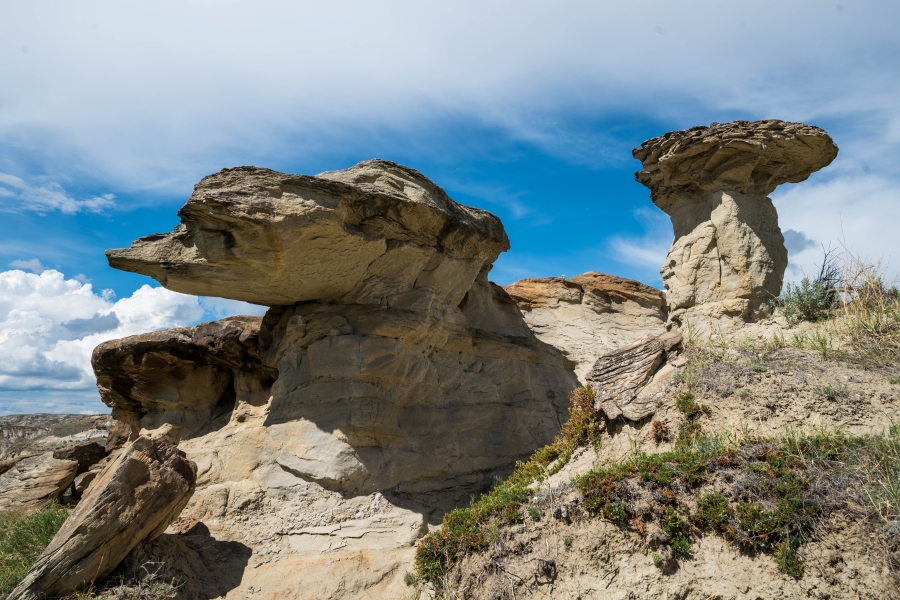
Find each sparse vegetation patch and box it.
[414,386,601,584]
[0,501,69,594]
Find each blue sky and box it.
[1,0,899,414]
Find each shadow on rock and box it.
[119,522,252,600]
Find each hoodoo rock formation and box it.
[505,272,667,381]
[85,159,579,597]
[633,120,838,329]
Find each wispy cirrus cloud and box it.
[0,173,115,215]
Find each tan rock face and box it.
[505,272,667,381]
[106,160,508,308]
[0,452,78,513]
[92,159,579,598]
[8,437,196,600]
[633,120,838,329]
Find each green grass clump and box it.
[889,376,900,385]
[0,501,69,593]
[675,392,707,418]
[414,386,602,584]
[693,491,728,529]
[662,507,691,554]
[814,384,848,399]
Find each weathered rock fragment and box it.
[0,453,78,512]
[587,331,682,421]
[505,272,667,381]
[633,120,838,329]
[7,437,196,600]
[52,441,107,475]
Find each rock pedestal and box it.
[633,120,838,329]
[91,159,579,598]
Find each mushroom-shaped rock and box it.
[8,437,196,600]
[633,120,838,328]
[94,160,581,598]
[106,160,509,308]
[505,272,667,381]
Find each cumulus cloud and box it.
[783,229,818,257]
[0,268,203,391]
[0,173,115,214]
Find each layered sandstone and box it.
[107,161,508,308]
[505,272,667,381]
[586,331,682,421]
[0,453,78,512]
[95,160,579,598]
[633,120,838,329]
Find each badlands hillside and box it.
[1,119,898,600]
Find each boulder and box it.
[7,437,197,600]
[0,452,78,512]
[633,120,838,329]
[505,272,667,381]
[587,331,682,421]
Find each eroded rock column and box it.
[633,120,838,329]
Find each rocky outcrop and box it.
[52,441,107,475]
[107,161,508,308]
[0,414,114,462]
[633,120,838,329]
[505,272,667,381]
[93,316,276,446]
[587,331,682,421]
[94,160,579,598]
[0,452,78,512]
[8,437,196,600]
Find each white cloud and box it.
[608,207,672,274]
[774,174,900,283]
[0,1,898,190]
[0,173,115,214]
[8,258,46,273]
[0,269,204,391]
